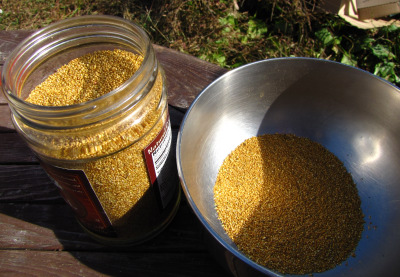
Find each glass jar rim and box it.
[1,15,154,115]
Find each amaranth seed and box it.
[26,49,168,237]
[214,134,364,275]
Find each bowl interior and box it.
[177,58,400,276]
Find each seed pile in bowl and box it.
[214,134,364,275]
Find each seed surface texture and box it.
[25,49,169,238]
[26,49,143,106]
[214,134,364,275]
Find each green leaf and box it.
[219,14,237,27]
[211,53,226,67]
[247,18,268,39]
[374,62,394,77]
[361,37,374,50]
[341,54,357,67]
[216,55,226,64]
[315,28,336,47]
[382,24,399,33]
[373,62,400,84]
[371,44,394,60]
[222,26,231,34]
[332,45,340,55]
[215,38,227,45]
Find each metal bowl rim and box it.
[175,57,399,276]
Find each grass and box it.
[1,0,399,86]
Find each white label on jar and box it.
[144,114,175,209]
[152,119,172,177]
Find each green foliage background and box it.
[1,0,399,85]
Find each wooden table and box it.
[0,31,230,276]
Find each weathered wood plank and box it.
[0,205,85,250]
[0,165,58,202]
[0,249,227,277]
[0,104,14,131]
[0,250,106,277]
[0,66,3,105]
[0,200,209,253]
[0,30,33,65]
[154,44,227,109]
[0,133,37,163]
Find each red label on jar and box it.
[144,114,176,209]
[40,162,116,237]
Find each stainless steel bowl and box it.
[176,58,400,277]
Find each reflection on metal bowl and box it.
[177,58,400,277]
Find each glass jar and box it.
[1,15,180,246]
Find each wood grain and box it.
[0,250,226,277]
[0,30,33,65]
[0,200,208,252]
[0,133,37,163]
[154,44,227,108]
[0,104,14,130]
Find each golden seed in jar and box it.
[214,133,364,275]
[26,49,144,106]
[26,49,169,237]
